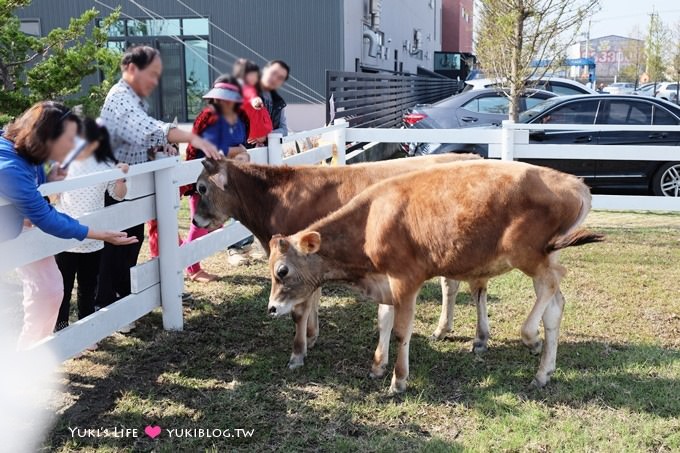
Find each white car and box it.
[654,82,679,102]
[602,82,636,95]
[463,76,597,96]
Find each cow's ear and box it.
[208,168,227,191]
[298,231,321,255]
[202,158,219,174]
[270,234,289,253]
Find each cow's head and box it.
[192,148,250,230]
[267,232,323,317]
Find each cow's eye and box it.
[198,184,207,195]
[276,264,289,280]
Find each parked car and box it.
[401,88,556,155]
[463,76,597,95]
[410,95,680,196]
[654,82,679,102]
[633,83,656,96]
[602,82,636,95]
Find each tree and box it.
[475,0,599,121]
[0,0,121,124]
[619,27,645,86]
[644,10,668,84]
[671,21,680,104]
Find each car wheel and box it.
[652,162,680,196]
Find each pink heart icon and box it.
[144,425,162,439]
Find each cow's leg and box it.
[288,300,313,369]
[533,288,566,388]
[471,280,490,353]
[370,303,394,379]
[431,278,460,340]
[306,288,321,349]
[521,263,564,358]
[390,290,418,394]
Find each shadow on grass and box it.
[45,274,678,451]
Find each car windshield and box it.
[518,97,563,122]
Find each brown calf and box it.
[267,160,603,393]
[194,153,480,369]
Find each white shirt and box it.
[100,79,173,165]
[55,156,124,253]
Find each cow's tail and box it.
[546,228,605,253]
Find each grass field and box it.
[45,209,680,452]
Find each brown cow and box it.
[193,153,482,370]
[267,160,604,393]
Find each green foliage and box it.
[645,11,669,83]
[0,0,122,121]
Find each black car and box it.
[414,94,680,196]
[402,88,556,155]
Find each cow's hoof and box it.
[429,329,449,341]
[369,365,387,379]
[287,356,304,370]
[389,377,407,394]
[525,339,543,356]
[530,376,549,389]
[306,335,319,349]
[472,341,488,354]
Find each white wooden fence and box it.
[3,124,346,362]
[3,118,679,362]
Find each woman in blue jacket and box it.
[0,101,137,349]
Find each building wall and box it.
[577,35,644,84]
[441,0,473,53]
[15,0,344,106]
[343,0,442,74]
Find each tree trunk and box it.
[510,3,525,123]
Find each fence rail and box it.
[11,128,348,362]
[6,119,680,363]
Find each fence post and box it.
[154,158,183,331]
[267,133,284,165]
[332,118,347,165]
[501,120,515,161]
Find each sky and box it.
[588,0,680,39]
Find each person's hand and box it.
[247,136,267,145]
[88,230,139,246]
[23,219,33,228]
[191,135,222,160]
[47,164,67,182]
[115,163,129,184]
[251,97,263,110]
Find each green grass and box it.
[45,210,680,452]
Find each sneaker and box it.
[227,248,249,267]
[118,322,136,334]
[182,292,193,302]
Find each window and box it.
[550,83,586,96]
[653,106,680,125]
[19,19,40,36]
[539,100,599,124]
[183,18,209,36]
[525,96,548,110]
[106,20,126,37]
[604,101,652,125]
[463,95,510,114]
[145,19,181,36]
[667,84,679,92]
[185,40,210,119]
